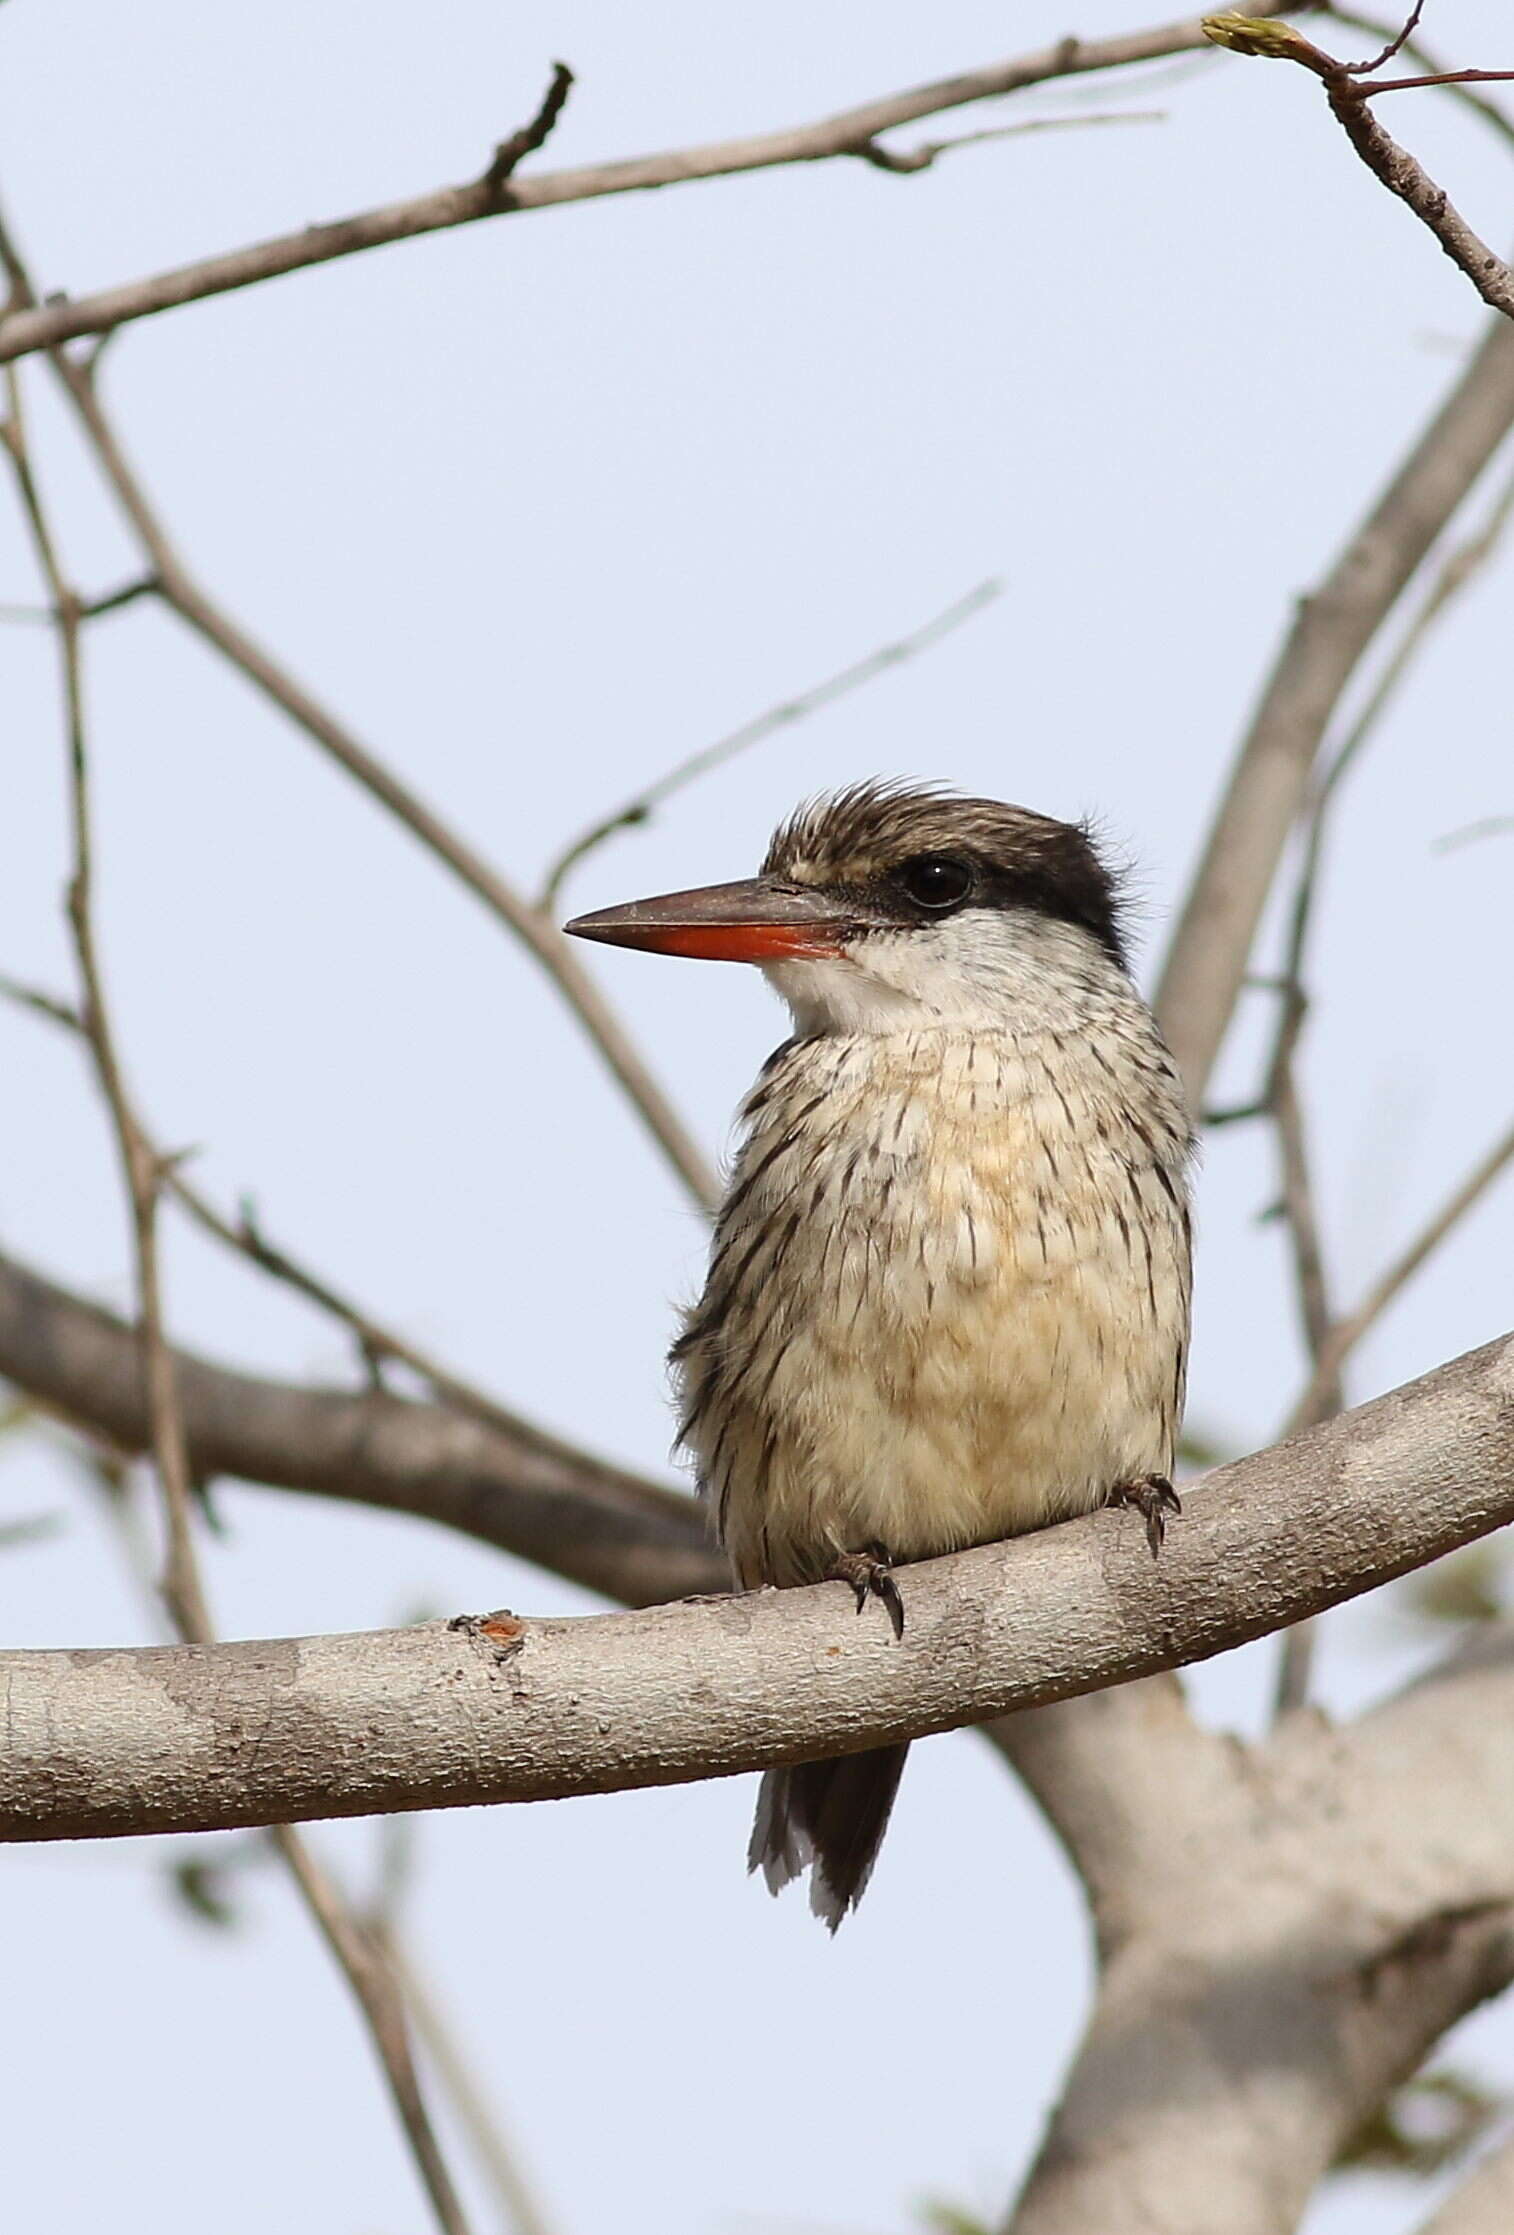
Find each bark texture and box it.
[2,1332,1510,1844]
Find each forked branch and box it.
[0,4,1295,364]
[1203,13,1514,319]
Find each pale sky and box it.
[2,4,1512,2232]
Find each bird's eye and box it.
[897,854,974,912]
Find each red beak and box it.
[564,877,855,964]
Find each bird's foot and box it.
[828,1545,905,1640]
[1107,1474,1181,1557]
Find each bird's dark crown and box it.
[761,781,1127,966]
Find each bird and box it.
[565,782,1194,1929]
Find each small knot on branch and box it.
[483,61,575,193]
[853,137,935,174]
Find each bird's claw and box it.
[829,1547,905,1639]
[1107,1474,1181,1557]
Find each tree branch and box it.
[0,210,720,1214]
[984,1675,1248,1949]
[2,1331,1509,1844]
[0,6,1295,365]
[1202,16,1514,320]
[1,966,647,1478]
[1154,307,1514,1102]
[2,360,476,2235]
[0,1244,723,1607]
[481,63,576,192]
[539,577,1001,910]
[1008,1621,1514,2235]
[852,107,1164,175]
[2,367,211,1642]
[1324,7,1514,152]
[1286,1111,1514,1432]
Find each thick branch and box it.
[984,1676,1247,1947]
[2,1331,1510,1843]
[0,1245,724,1607]
[1154,309,1514,1102]
[1008,1624,1514,2235]
[0,6,1291,363]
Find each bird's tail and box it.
[748,1744,910,1931]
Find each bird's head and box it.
[564,782,1129,1034]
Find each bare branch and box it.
[1008,1621,1514,2235]
[378,1932,560,2235]
[2,1331,1510,1843]
[0,5,1297,365]
[1288,1114,1514,1431]
[1325,8,1514,150]
[0,210,720,1215]
[1154,308,1514,1102]
[482,63,575,192]
[1338,0,1425,77]
[2,364,211,1645]
[1434,814,1514,851]
[0,971,82,1030]
[0,964,643,1478]
[1267,1042,1336,1717]
[983,1676,1247,1947]
[1219,467,1514,1717]
[853,107,1164,175]
[539,578,1002,910]
[1261,461,1514,1389]
[0,1244,721,1606]
[0,574,154,624]
[265,1826,476,2235]
[1,370,475,2235]
[1201,16,1514,319]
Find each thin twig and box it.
[0,363,477,2235]
[538,578,1001,910]
[1259,983,1338,1721]
[1232,467,1514,1717]
[380,1936,558,2235]
[268,1826,478,2235]
[482,62,575,192]
[2,371,210,1644]
[1433,813,1514,851]
[359,1810,556,2235]
[0,972,81,1030]
[0,206,720,1215]
[0,2,1299,364]
[1154,301,1514,1105]
[1324,8,1514,151]
[0,574,155,627]
[1262,462,1514,1126]
[1339,0,1425,77]
[0,970,618,1473]
[1202,15,1514,320]
[1286,1115,1514,1436]
[854,107,1164,174]
[1364,70,1514,100]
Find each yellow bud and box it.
[1201,13,1316,60]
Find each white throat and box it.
[761,909,1129,1038]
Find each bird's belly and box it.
[694,1153,1187,1590]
